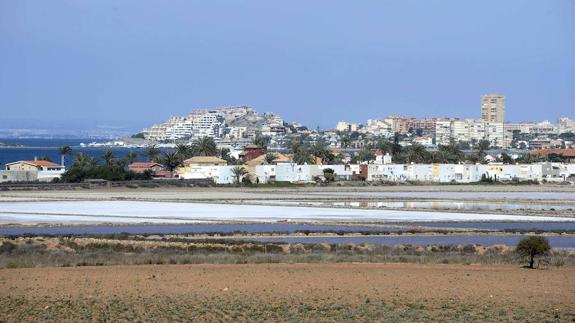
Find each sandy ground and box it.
[0,264,572,305]
[0,263,573,321]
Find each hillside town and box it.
[2,94,575,185]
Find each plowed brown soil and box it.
[1,264,573,322]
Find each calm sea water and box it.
[0,138,167,168]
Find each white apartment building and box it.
[336,121,359,132]
[435,119,506,147]
[559,117,575,132]
[362,119,393,137]
[228,126,247,139]
[143,110,226,141]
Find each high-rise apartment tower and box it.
[481,94,505,123]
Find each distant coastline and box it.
[0,142,25,148]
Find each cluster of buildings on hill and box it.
[141,106,289,143]
[335,95,575,149]
[137,95,574,153]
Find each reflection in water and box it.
[258,200,575,211]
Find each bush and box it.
[0,241,17,254]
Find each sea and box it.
[0,138,162,169]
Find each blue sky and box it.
[1,0,573,131]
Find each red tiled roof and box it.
[128,162,162,168]
[530,148,575,158]
[25,160,61,167]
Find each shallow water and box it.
[238,235,575,249]
[305,191,575,201]
[0,223,404,236]
[1,222,574,236]
[256,200,575,211]
[2,201,574,224]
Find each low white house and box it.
[4,160,65,182]
[255,165,277,184]
[274,163,322,183]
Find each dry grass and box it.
[1,236,574,268]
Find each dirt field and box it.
[1,263,573,322]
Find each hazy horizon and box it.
[1,0,574,132]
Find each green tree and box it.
[391,133,402,158]
[59,145,73,167]
[311,139,335,164]
[72,153,97,170]
[192,137,218,156]
[290,138,303,154]
[158,151,181,172]
[176,144,194,160]
[126,151,138,164]
[340,135,351,149]
[293,147,313,164]
[323,168,336,182]
[476,139,491,161]
[403,143,430,164]
[434,140,464,163]
[231,166,249,184]
[353,148,375,163]
[516,236,551,269]
[375,139,393,155]
[145,144,160,162]
[265,152,277,164]
[500,152,514,164]
[253,135,271,150]
[102,149,115,166]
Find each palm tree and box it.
[176,143,193,160]
[192,137,217,156]
[340,136,351,149]
[253,135,270,150]
[265,152,277,164]
[126,151,138,164]
[293,147,313,164]
[290,138,302,154]
[231,166,249,184]
[476,139,490,161]
[158,151,181,172]
[72,153,97,171]
[59,145,73,167]
[404,143,429,164]
[145,144,160,162]
[102,149,115,167]
[219,147,231,161]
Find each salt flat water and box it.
[1,201,574,224]
[1,221,574,236]
[240,235,575,249]
[254,200,575,211]
[305,191,575,201]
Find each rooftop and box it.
[182,156,227,165]
[6,160,62,168]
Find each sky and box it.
[0,0,574,133]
